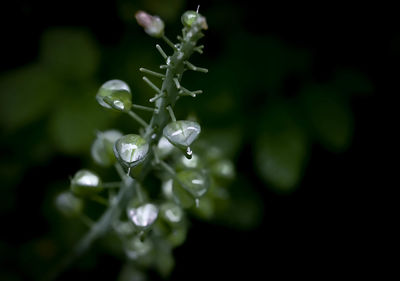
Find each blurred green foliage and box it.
[0,1,374,280]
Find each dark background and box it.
[0,0,393,280]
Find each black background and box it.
[0,0,393,280]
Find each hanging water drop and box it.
[160,202,183,224]
[163,120,201,154]
[127,203,159,229]
[55,191,83,217]
[114,134,149,169]
[70,169,103,197]
[172,170,210,208]
[96,79,132,112]
[184,146,193,159]
[125,236,153,260]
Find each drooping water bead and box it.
[70,169,103,196]
[91,130,123,167]
[163,120,201,159]
[181,11,208,30]
[210,159,235,181]
[181,11,198,27]
[55,191,83,217]
[125,236,153,260]
[96,79,132,112]
[114,134,149,168]
[127,203,159,229]
[172,170,210,208]
[160,202,184,224]
[176,170,209,198]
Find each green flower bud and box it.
[55,191,83,217]
[163,120,201,159]
[70,169,103,197]
[91,130,123,167]
[114,134,149,168]
[127,203,159,229]
[135,11,165,38]
[172,170,210,208]
[181,10,208,29]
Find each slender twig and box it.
[128,110,148,127]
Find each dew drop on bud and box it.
[114,134,149,168]
[127,203,159,229]
[163,120,201,153]
[55,191,83,217]
[125,236,153,260]
[70,169,103,197]
[175,170,210,199]
[96,79,132,112]
[181,10,208,30]
[160,202,183,224]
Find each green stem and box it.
[48,16,206,281]
[128,110,148,127]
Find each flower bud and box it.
[135,11,165,38]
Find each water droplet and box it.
[184,146,193,159]
[163,120,201,151]
[151,133,157,140]
[181,11,199,27]
[195,198,199,208]
[211,159,235,181]
[91,130,123,167]
[96,79,132,112]
[166,57,171,65]
[55,191,83,217]
[162,179,174,199]
[127,203,159,228]
[70,169,103,196]
[125,236,152,260]
[114,134,149,168]
[160,202,183,224]
[175,170,210,198]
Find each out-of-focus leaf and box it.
[48,94,111,154]
[194,127,243,160]
[255,101,309,192]
[213,177,263,230]
[300,85,353,152]
[332,68,373,95]
[0,64,60,130]
[40,28,100,80]
[154,245,174,278]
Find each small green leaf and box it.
[255,101,309,192]
[300,85,353,152]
